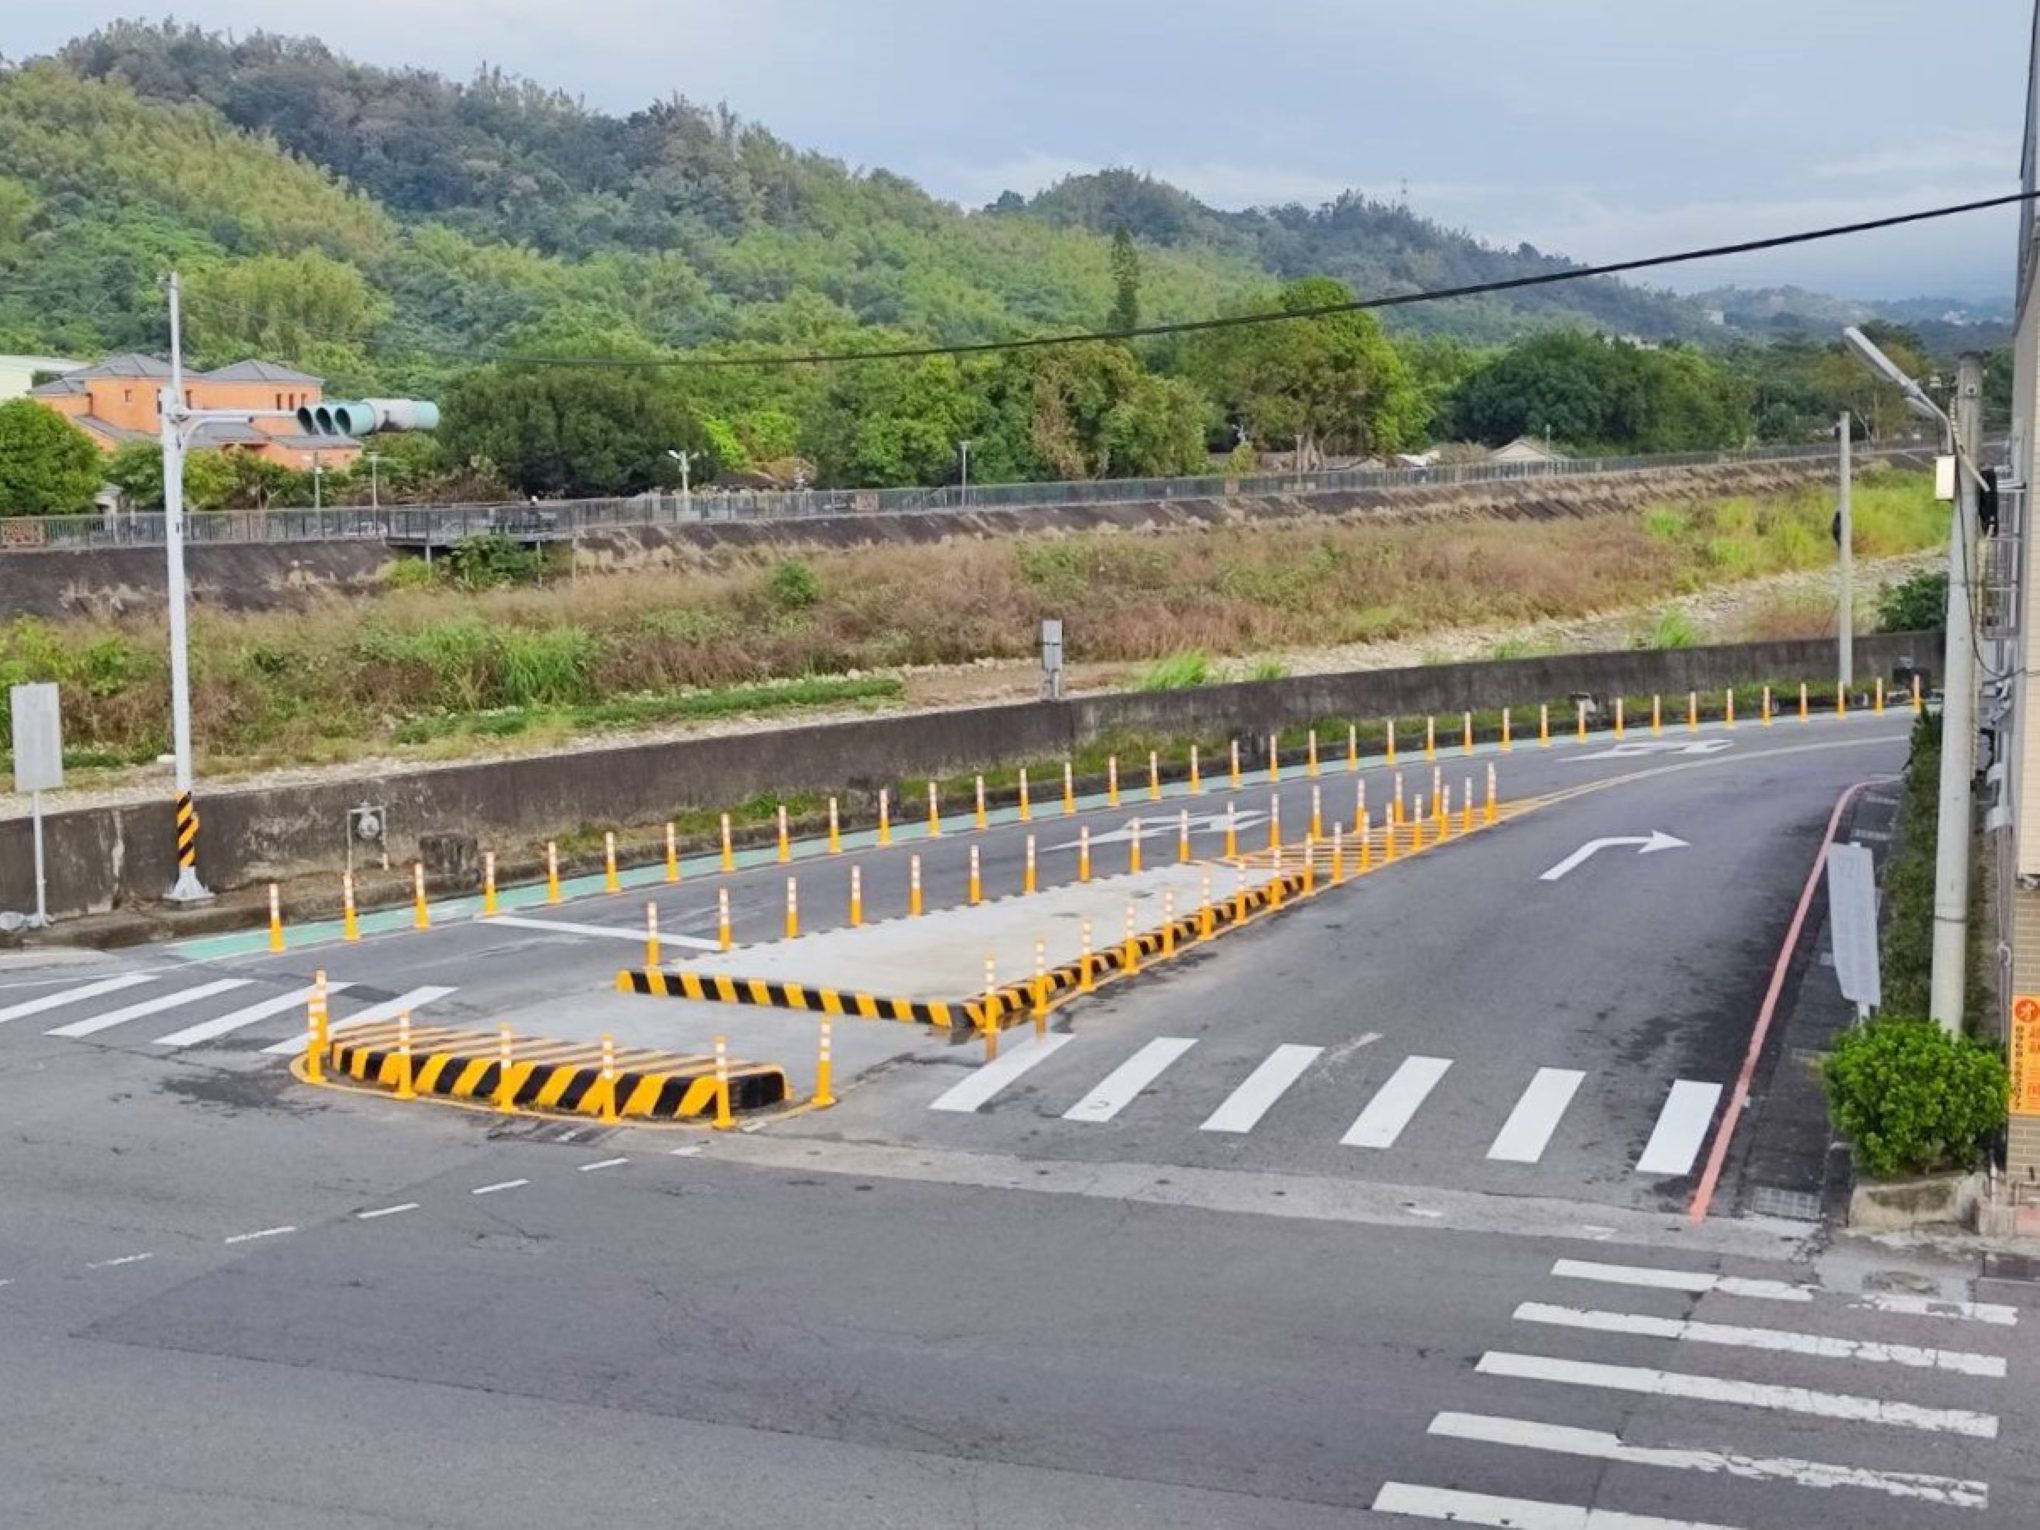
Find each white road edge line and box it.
[356,1202,419,1221]
[1551,1258,1811,1303]
[471,1179,529,1196]
[486,914,722,950]
[1513,1302,2006,1377]
[1427,1411,1988,1509]
[579,1157,629,1172]
[1199,1044,1323,1134]
[1477,1351,1999,1438]
[1374,1480,1739,1530]
[221,1225,297,1246]
[85,1253,154,1270]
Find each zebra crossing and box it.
[927,1033,1725,1177]
[0,968,459,1056]
[1374,1252,2017,1526]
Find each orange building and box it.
[29,355,362,471]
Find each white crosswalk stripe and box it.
[259,986,458,1054]
[1551,1258,1813,1304]
[45,978,251,1039]
[1340,1054,1452,1148]
[1063,1037,1196,1122]
[1487,1067,1585,1163]
[0,973,152,1025]
[151,983,355,1048]
[929,1034,1073,1113]
[1198,1044,1321,1133]
[1635,1080,1722,1176]
[1374,1481,1738,1529]
[1513,1301,2006,1376]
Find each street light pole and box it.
[666,448,693,517]
[1838,411,1853,688]
[160,271,209,901]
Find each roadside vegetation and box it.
[0,471,1942,775]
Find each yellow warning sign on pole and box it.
[2012,996,2040,1116]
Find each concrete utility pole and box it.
[1838,411,1853,687]
[959,439,971,505]
[1929,354,1983,1035]
[160,272,209,902]
[666,448,693,516]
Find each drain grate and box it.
[1751,1185,1823,1222]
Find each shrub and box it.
[1244,657,1289,682]
[1636,609,1698,650]
[1139,650,1211,690]
[1641,505,1688,540]
[768,557,822,610]
[1823,1015,2006,1179]
[385,556,440,590]
[1877,570,1947,633]
[447,533,545,590]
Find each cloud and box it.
[1814,130,2017,179]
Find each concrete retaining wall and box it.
[0,632,1939,919]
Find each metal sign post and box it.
[9,682,63,928]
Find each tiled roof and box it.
[203,359,324,384]
[73,353,172,380]
[187,421,272,447]
[29,376,89,397]
[70,415,153,444]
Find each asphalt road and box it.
[9,703,2036,1527]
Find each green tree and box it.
[0,399,105,514]
[1183,276,1426,464]
[441,364,715,498]
[103,439,235,509]
[1109,224,1141,334]
[1446,330,1748,452]
[184,248,392,364]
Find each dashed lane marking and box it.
[578,1157,629,1172]
[84,1253,154,1270]
[487,913,721,950]
[356,1202,419,1221]
[1513,1301,2007,1377]
[222,1226,296,1245]
[471,1180,529,1195]
[1426,1411,1987,1509]
[1552,1258,1812,1303]
[1477,1351,1999,1438]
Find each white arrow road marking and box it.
[1539,831,1688,882]
[1570,737,1734,761]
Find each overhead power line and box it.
[478,188,2040,371]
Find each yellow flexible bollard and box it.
[1354,777,1367,833]
[1108,755,1121,807]
[785,876,799,940]
[1189,743,1202,794]
[644,901,661,966]
[1485,762,1498,825]
[1539,703,1550,747]
[1576,700,1588,742]
[975,775,988,830]
[1128,819,1143,874]
[1080,918,1096,993]
[1079,825,1093,882]
[1425,716,1436,762]
[304,971,327,1084]
[1123,904,1140,972]
[1383,807,1398,861]
[1267,864,1285,911]
[1199,869,1216,939]
[1330,822,1345,883]
[1018,768,1032,822]
[720,812,736,873]
[1149,750,1162,801]
[1232,865,1249,922]
[1307,730,1320,778]
[1360,808,1374,870]
[1223,801,1237,860]
[496,1024,516,1112]
[1386,719,1398,765]
[1762,686,1774,726]
[475,850,495,918]
[814,1017,836,1108]
[878,788,892,846]
[267,882,285,953]
[1162,889,1177,956]
[828,797,841,854]
[1688,690,1699,730]
[718,885,732,951]
[1799,682,1809,722]
[1614,697,1626,739]
[1438,787,1453,840]
[665,822,679,883]
[909,854,924,916]
[849,864,863,927]
[1461,778,1474,834]
[393,1011,416,1100]
[1912,673,1923,713]
[412,862,430,930]
[1311,784,1323,841]
[1268,794,1282,851]
[1229,738,1243,789]
[1501,707,1512,752]
[1836,683,1848,718]
[1725,688,1736,727]
[712,1035,733,1130]
[1874,676,1885,714]
[1651,695,1661,736]
[969,843,983,905]
[1347,723,1359,772]
[606,830,621,892]
[1393,770,1405,826]
[1268,733,1281,783]
[342,870,360,942]
[1462,712,1473,755]
[1177,809,1191,865]
[1064,761,1077,815]
[1412,796,1427,848]
[1025,834,1038,894]
[599,1032,619,1124]
[1032,940,1049,1036]
[1301,833,1316,895]
[776,807,790,865]
[928,781,941,837]
[980,957,999,1060]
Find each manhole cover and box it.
[1751,1185,1823,1222]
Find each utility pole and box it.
[312,454,323,511]
[1838,411,1853,688]
[959,439,971,505]
[1929,355,1983,1035]
[666,448,693,516]
[160,271,208,902]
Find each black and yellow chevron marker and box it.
[324,1022,788,1118]
[616,967,961,1026]
[173,791,199,871]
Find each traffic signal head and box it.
[295,398,440,437]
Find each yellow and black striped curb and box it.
[615,968,967,1026]
[325,1021,789,1118]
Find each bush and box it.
[1878,569,1947,633]
[768,557,822,610]
[447,534,545,590]
[385,556,441,590]
[1824,1016,2006,1179]
[1139,650,1211,690]
[1636,609,1697,650]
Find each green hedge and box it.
[1824,1016,2006,1179]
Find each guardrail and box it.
[0,440,1927,553]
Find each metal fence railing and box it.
[0,440,1930,554]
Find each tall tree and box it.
[0,399,104,514]
[441,364,715,498]
[1109,224,1141,335]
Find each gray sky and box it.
[12,0,2033,300]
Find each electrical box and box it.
[1041,619,1065,701]
[9,683,62,795]
[1934,454,1956,501]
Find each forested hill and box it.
[2,18,1721,380]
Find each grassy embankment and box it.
[0,470,1943,779]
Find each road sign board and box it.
[9,682,62,794]
[1825,843,1880,1013]
[2014,997,2040,1116]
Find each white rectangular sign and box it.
[1826,842,1880,1012]
[9,682,62,794]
